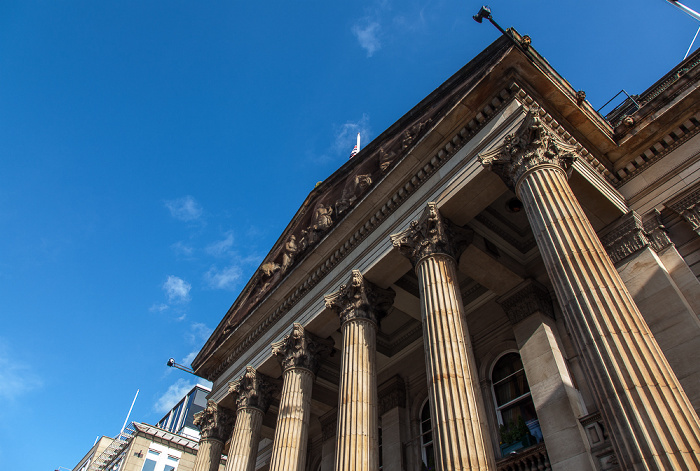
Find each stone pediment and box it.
[193,30,608,380]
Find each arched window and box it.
[491,352,542,454]
[419,400,435,470]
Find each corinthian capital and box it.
[325,270,395,325]
[271,323,334,374]
[390,202,472,266]
[228,366,275,413]
[192,400,235,441]
[478,107,578,191]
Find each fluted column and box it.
[325,270,395,471]
[480,106,700,470]
[192,401,235,471]
[226,367,275,471]
[269,323,333,471]
[391,203,495,471]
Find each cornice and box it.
[667,183,700,236]
[599,211,672,264]
[615,111,700,186]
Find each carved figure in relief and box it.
[401,119,430,150]
[261,261,280,277]
[336,174,373,215]
[281,235,298,272]
[313,203,333,231]
[298,229,310,252]
[379,147,397,172]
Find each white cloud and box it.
[181,351,198,365]
[165,196,203,222]
[205,264,242,291]
[149,303,169,313]
[205,232,235,258]
[179,323,214,369]
[171,241,194,257]
[154,378,195,414]
[186,322,213,345]
[0,341,42,400]
[352,20,381,57]
[163,275,191,303]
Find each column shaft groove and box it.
[193,439,224,471]
[417,253,494,471]
[335,317,378,471]
[226,407,264,471]
[269,368,315,471]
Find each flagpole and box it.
[665,0,700,22]
[357,133,361,153]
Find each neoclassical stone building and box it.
[190,31,700,471]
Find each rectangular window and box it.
[141,458,157,471]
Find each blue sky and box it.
[0,1,698,469]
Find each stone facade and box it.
[191,31,700,471]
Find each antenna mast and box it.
[119,389,139,435]
[665,1,700,58]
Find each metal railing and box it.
[497,442,551,471]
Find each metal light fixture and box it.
[167,357,195,374]
[472,5,492,23]
[472,5,507,36]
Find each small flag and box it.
[350,133,361,159]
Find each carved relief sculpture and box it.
[193,400,235,441]
[390,202,472,265]
[479,106,578,192]
[335,174,372,215]
[229,366,275,413]
[378,147,396,172]
[313,203,333,232]
[271,322,333,374]
[324,269,395,325]
[281,235,298,273]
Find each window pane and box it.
[493,370,530,406]
[492,352,523,383]
[141,459,157,471]
[420,402,435,470]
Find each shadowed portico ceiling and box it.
[473,191,536,255]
